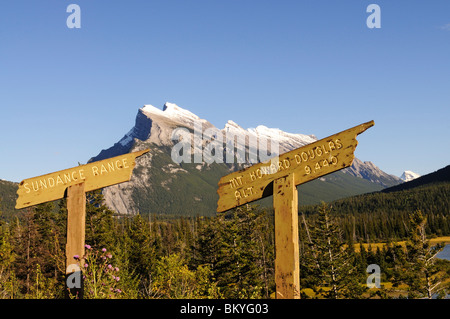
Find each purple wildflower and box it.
[73,255,80,260]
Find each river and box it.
[436,244,450,261]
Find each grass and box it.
[353,236,450,252]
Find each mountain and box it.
[343,158,402,188]
[0,179,19,219]
[383,165,450,193]
[400,170,421,182]
[89,102,402,216]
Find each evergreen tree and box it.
[192,216,222,271]
[201,206,270,298]
[306,203,364,299]
[122,214,157,281]
[85,190,116,249]
[0,220,17,298]
[403,210,448,298]
[33,202,65,282]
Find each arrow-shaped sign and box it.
[16,149,149,209]
[217,120,374,213]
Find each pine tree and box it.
[212,206,266,298]
[0,221,17,298]
[33,202,65,275]
[85,190,116,249]
[123,214,157,279]
[403,210,448,298]
[307,203,364,299]
[192,216,222,270]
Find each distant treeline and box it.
[0,180,17,216]
[299,182,450,242]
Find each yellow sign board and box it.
[15,149,149,209]
[217,121,374,212]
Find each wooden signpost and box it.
[217,121,374,299]
[15,149,149,297]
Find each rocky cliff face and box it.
[344,158,402,188]
[90,102,402,215]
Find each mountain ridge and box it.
[383,165,450,193]
[400,170,421,182]
[90,102,402,216]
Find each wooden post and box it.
[65,182,86,298]
[273,174,300,299]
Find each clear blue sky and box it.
[1,1,449,182]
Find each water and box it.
[436,244,450,261]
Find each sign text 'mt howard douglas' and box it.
[15,149,149,209]
[217,120,375,213]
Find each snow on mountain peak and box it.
[252,125,317,149]
[140,104,316,151]
[224,120,244,131]
[400,170,421,182]
[141,102,208,128]
[162,102,200,120]
[142,102,198,119]
[141,104,161,114]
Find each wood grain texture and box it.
[217,121,374,212]
[65,183,86,274]
[273,174,300,299]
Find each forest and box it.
[0,182,449,299]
